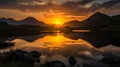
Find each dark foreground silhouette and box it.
[40,56,77,67]
[0,42,14,49]
[0,50,120,67]
[0,50,77,67]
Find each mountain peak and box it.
[92,12,110,17]
[19,17,46,26]
[23,17,36,21]
[21,17,40,23]
[6,18,16,21]
[84,12,111,22]
[94,12,102,14]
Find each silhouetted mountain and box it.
[112,15,120,24]
[19,17,46,26]
[85,12,111,22]
[82,12,112,28]
[0,22,9,26]
[0,17,47,26]
[64,12,120,29]
[5,18,18,25]
[0,18,10,27]
[63,20,82,29]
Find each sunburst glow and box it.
[34,10,88,25]
[53,17,63,25]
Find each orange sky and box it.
[34,10,90,25]
[0,0,120,25]
[29,11,90,25]
[0,9,90,25]
[0,0,119,25]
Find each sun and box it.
[54,18,61,25]
[53,17,64,25]
[52,17,65,28]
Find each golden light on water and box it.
[11,33,94,51]
[6,33,95,57]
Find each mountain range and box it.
[0,17,46,26]
[63,12,120,29]
[0,12,120,29]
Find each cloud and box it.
[63,0,95,5]
[58,0,95,15]
[77,0,95,5]
[0,0,119,16]
[101,0,120,8]
[86,0,120,15]
[0,0,45,10]
[0,0,18,7]
[92,1,120,15]
[0,0,94,15]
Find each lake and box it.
[0,32,120,66]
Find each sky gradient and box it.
[0,0,120,24]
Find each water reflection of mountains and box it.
[63,32,120,48]
[1,32,120,48]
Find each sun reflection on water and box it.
[0,33,96,57]
[11,33,93,51]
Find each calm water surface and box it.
[0,32,120,65]
[4,33,95,56]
